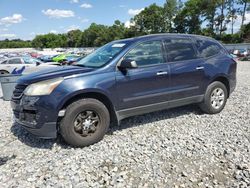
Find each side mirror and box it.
[118,59,138,70]
[36,62,41,66]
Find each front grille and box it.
[12,84,27,100]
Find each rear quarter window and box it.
[196,39,225,58]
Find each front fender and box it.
[52,72,117,111]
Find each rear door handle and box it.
[157,71,168,76]
[196,66,204,70]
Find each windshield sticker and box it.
[112,43,126,48]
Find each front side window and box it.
[123,41,164,67]
[164,38,197,62]
[8,58,22,64]
[196,39,224,58]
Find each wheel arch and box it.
[210,75,230,97]
[59,90,118,125]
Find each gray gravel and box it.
[0,61,250,188]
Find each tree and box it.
[174,0,204,34]
[201,0,219,36]
[227,0,238,34]
[238,0,250,29]
[133,4,165,34]
[67,29,82,47]
[240,22,250,42]
[214,0,229,36]
[164,0,178,32]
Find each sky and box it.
[0,0,249,40]
[0,0,165,40]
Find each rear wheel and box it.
[0,70,9,75]
[199,81,228,114]
[60,98,110,147]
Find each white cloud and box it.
[125,20,135,28]
[70,0,79,3]
[0,14,24,26]
[80,3,93,8]
[128,8,144,16]
[119,5,127,8]
[42,9,75,19]
[0,33,16,39]
[66,25,80,32]
[50,30,58,34]
[81,18,89,23]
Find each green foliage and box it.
[0,0,249,48]
[32,33,67,48]
[132,4,165,34]
[240,22,250,42]
[0,39,31,48]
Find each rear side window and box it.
[196,39,224,58]
[164,38,197,62]
[124,40,164,67]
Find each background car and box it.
[0,56,57,74]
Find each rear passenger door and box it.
[164,37,206,100]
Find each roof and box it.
[114,33,215,44]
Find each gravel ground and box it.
[0,61,249,188]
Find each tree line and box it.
[0,0,249,49]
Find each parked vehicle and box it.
[233,49,249,57]
[11,34,237,147]
[0,57,57,74]
[52,54,80,63]
[38,55,57,62]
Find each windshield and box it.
[77,42,128,68]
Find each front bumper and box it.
[11,95,59,139]
[16,119,57,139]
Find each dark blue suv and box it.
[11,34,237,147]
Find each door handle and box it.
[196,66,204,70]
[157,71,168,76]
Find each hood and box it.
[18,65,94,84]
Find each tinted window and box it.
[8,58,22,64]
[124,41,164,67]
[164,38,196,62]
[196,39,223,58]
[1,60,7,64]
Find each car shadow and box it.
[107,104,203,135]
[10,104,203,149]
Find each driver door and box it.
[115,40,171,111]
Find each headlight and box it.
[24,77,64,96]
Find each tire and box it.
[0,70,9,75]
[199,81,228,114]
[60,98,110,147]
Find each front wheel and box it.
[60,98,110,147]
[199,81,228,114]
